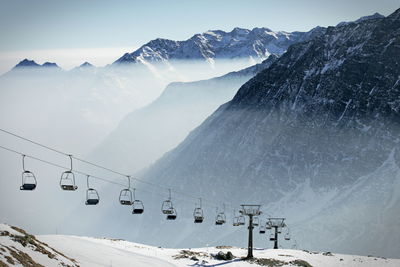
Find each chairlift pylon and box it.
[162,189,174,214]
[132,188,144,214]
[20,155,37,191]
[193,198,204,223]
[85,175,99,205]
[60,155,77,191]
[119,176,133,205]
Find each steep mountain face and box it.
[137,9,400,257]
[114,27,325,64]
[90,56,278,173]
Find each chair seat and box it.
[86,199,99,205]
[167,215,177,220]
[61,185,77,191]
[133,209,144,214]
[20,184,36,190]
[120,200,132,205]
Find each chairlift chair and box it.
[21,171,37,190]
[284,233,291,241]
[193,208,204,223]
[215,205,226,225]
[85,175,99,205]
[60,155,78,191]
[132,189,144,214]
[233,217,239,226]
[166,208,177,220]
[193,198,204,223]
[269,233,275,241]
[119,188,133,205]
[20,156,37,191]
[215,213,226,225]
[238,215,245,226]
[259,225,266,234]
[162,189,175,214]
[86,189,100,205]
[253,216,260,226]
[119,176,133,205]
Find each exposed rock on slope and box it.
[0,224,78,267]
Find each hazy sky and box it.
[0,0,399,73]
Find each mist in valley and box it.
[0,58,257,240]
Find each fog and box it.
[0,58,256,239]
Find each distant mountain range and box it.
[113,27,325,65]
[13,59,60,69]
[7,12,383,73]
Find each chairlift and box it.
[232,209,239,226]
[238,215,245,226]
[284,233,291,241]
[85,175,99,205]
[259,225,266,234]
[215,205,226,225]
[253,216,260,226]
[20,155,37,191]
[193,198,204,223]
[215,213,226,225]
[119,176,133,205]
[132,188,144,214]
[162,189,174,214]
[166,208,177,220]
[233,217,239,226]
[60,155,77,191]
[269,233,275,241]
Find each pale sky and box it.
[0,0,399,73]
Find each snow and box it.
[36,234,400,267]
[1,223,399,266]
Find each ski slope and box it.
[1,223,399,267]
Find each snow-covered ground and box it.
[1,223,399,267]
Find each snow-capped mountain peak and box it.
[113,26,326,65]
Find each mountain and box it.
[137,9,400,257]
[78,61,94,68]
[113,27,326,65]
[337,12,385,26]
[12,59,60,70]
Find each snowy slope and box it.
[2,223,399,267]
[0,224,78,266]
[38,235,400,267]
